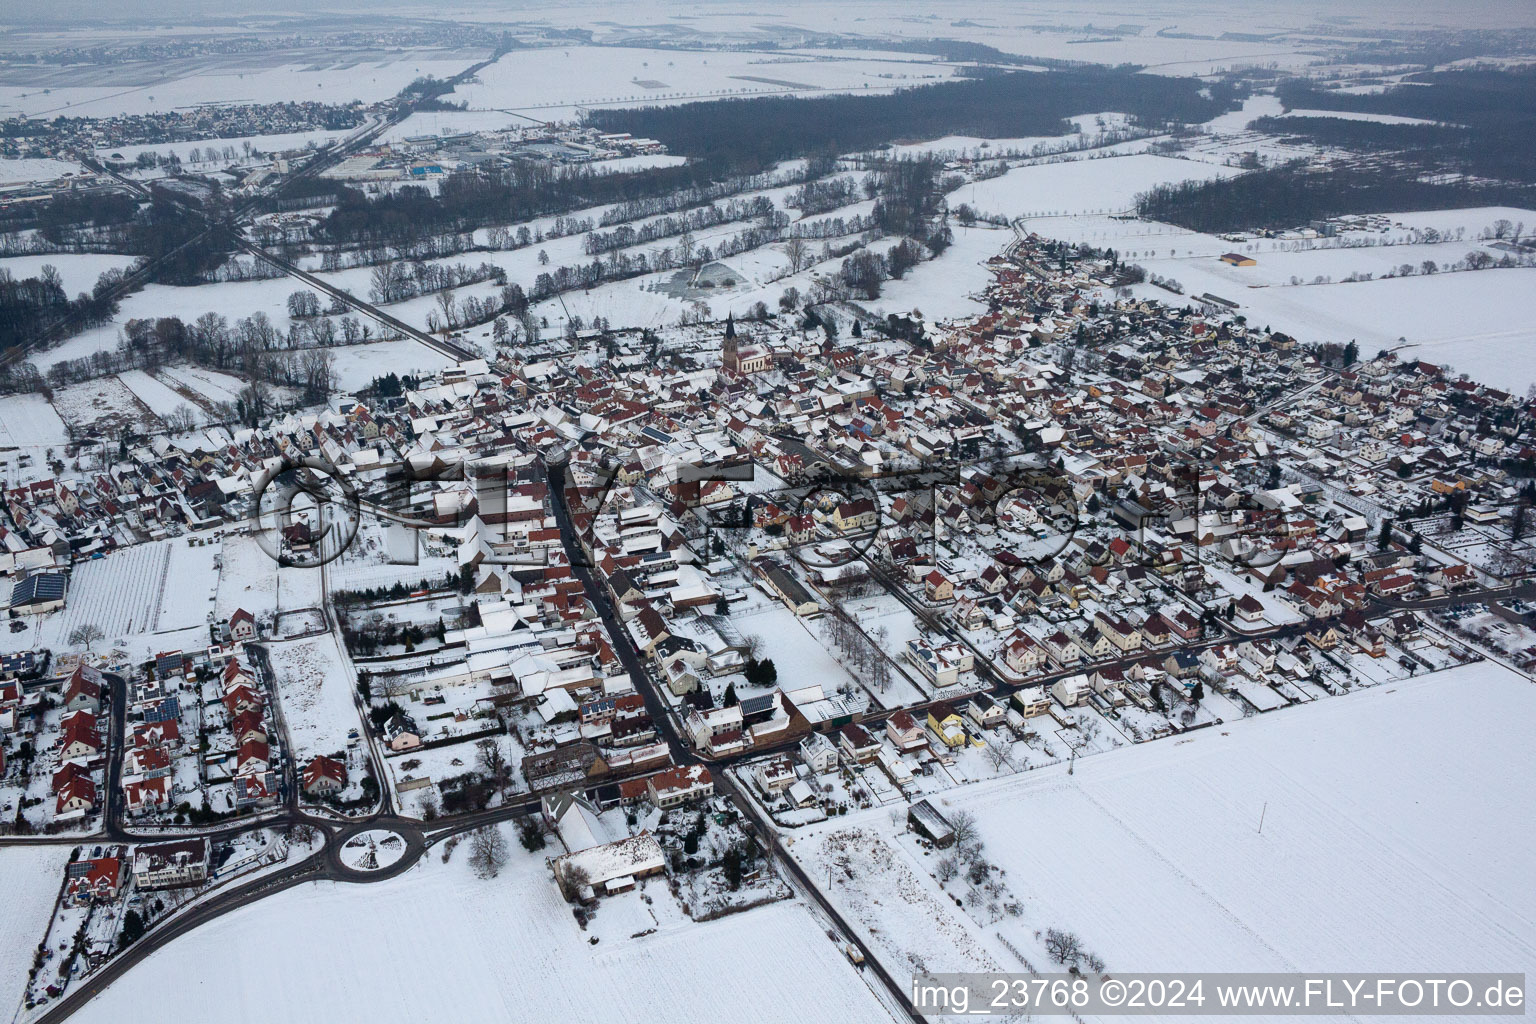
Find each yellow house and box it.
[1219,253,1256,267]
[925,702,967,748]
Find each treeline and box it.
[317,160,727,246]
[789,176,862,216]
[367,260,505,305]
[1135,164,1536,235]
[2,192,228,284]
[0,265,123,358]
[586,70,1240,173]
[597,164,814,227]
[1271,67,1536,184]
[3,310,346,414]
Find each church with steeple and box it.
[719,312,771,376]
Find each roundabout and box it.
[327,822,426,881]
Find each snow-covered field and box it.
[266,633,361,761]
[793,661,1536,1009]
[0,253,136,294]
[0,157,86,183]
[69,824,896,1024]
[958,153,1241,219]
[1131,265,1536,389]
[325,339,453,392]
[0,393,69,450]
[0,54,474,119]
[96,128,352,167]
[0,846,67,1014]
[452,46,958,117]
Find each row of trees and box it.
[583,195,776,255]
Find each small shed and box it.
[908,799,955,847]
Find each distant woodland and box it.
[587,69,1242,173]
[1137,66,1536,233]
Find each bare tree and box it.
[468,825,509,879]
[950,810,982,861]
[1043,927,1083,967]
[68,624,105,652]
[556,860,591,900]
[985,742,1013,773]
[935,855,959,884]
[785,232,807,274]
[475,738,511,801]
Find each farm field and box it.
[0,393,70,451]
[791,660,1536,1011]
[68,822,897,1024]
[0,156,86,183]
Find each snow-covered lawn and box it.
[266,633,360,761]
[0,846,67,1014]
[216,534,278,623]
[69,823,895,1024]
[0,157,87,183]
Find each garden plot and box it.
[267,633,362,762]
[789,825,1009,978]
[56,542,172,639]
[116,369,199,423]
[72,822,896,1024]
[155,365,250,413]
[49,375,160,434]
[0,846,68,1014]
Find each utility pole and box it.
[1257,802,1268,835]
